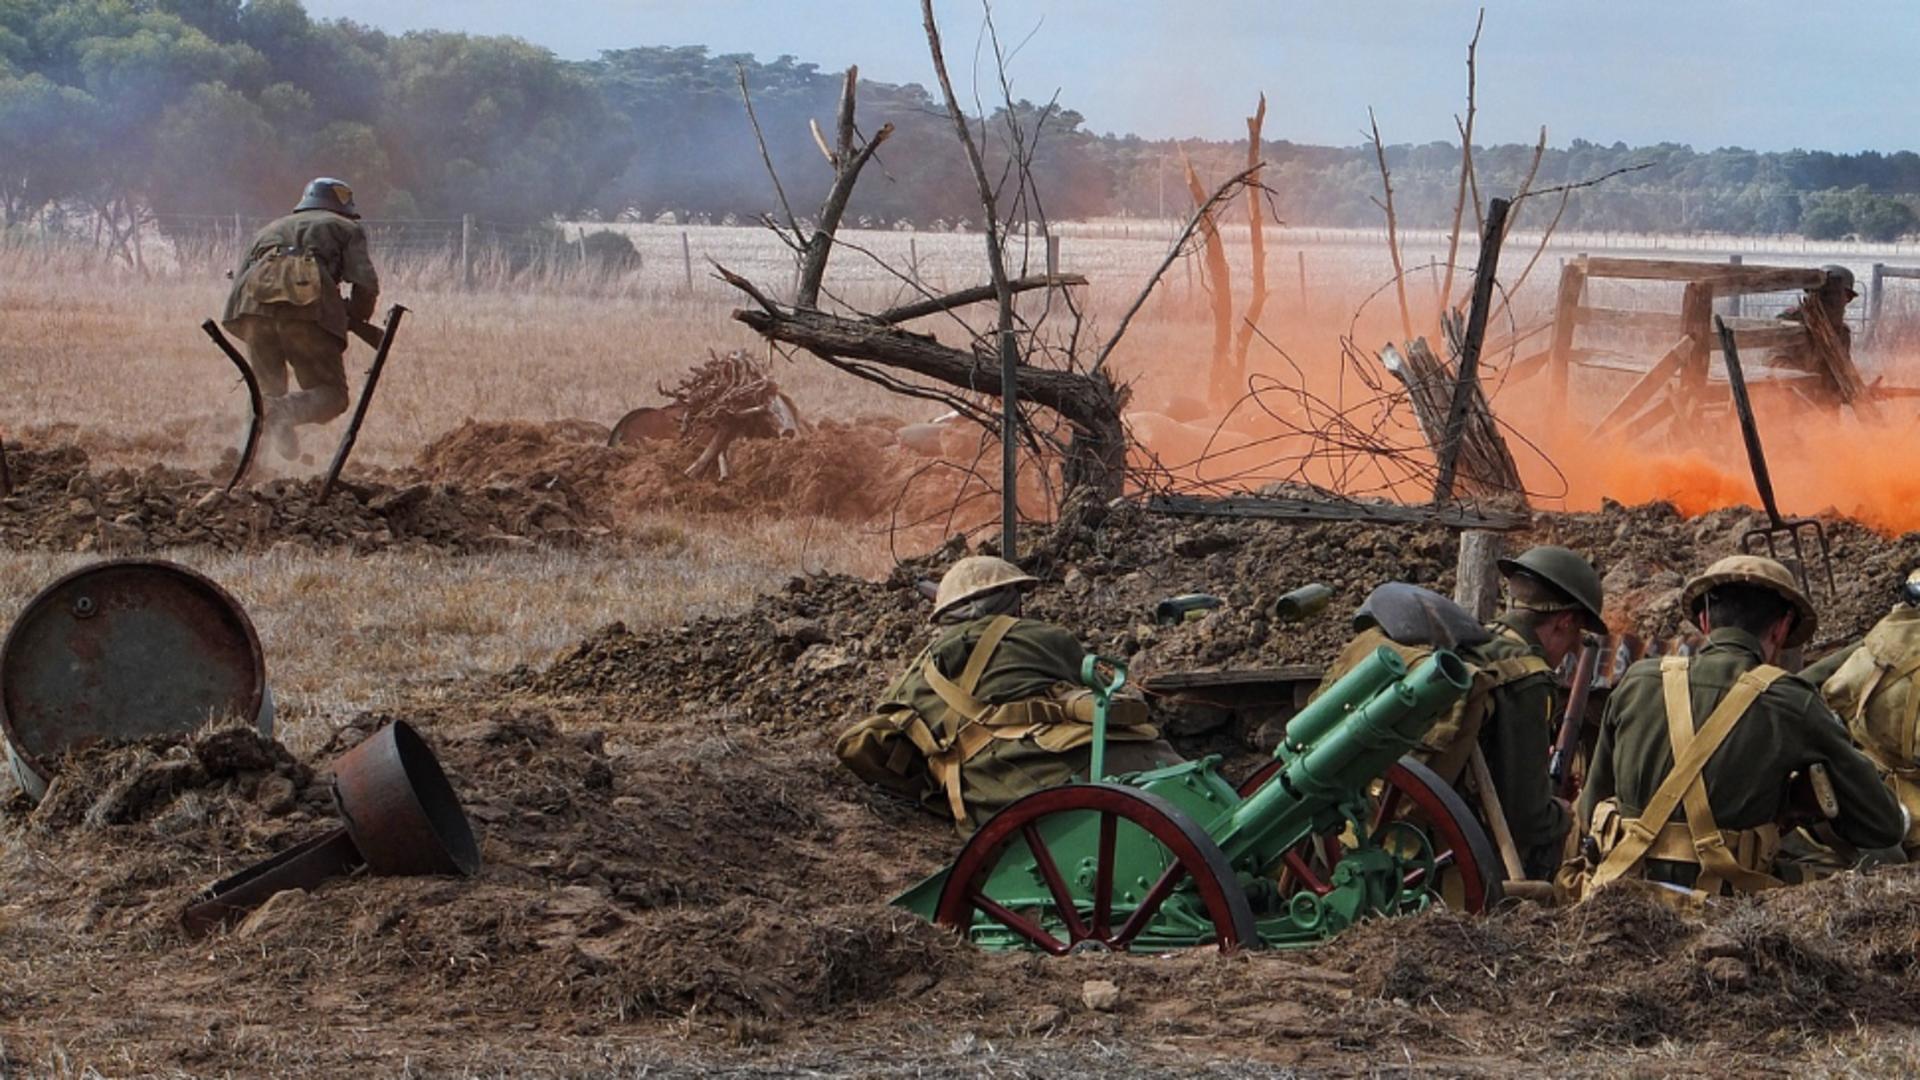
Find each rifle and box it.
[1548,639,1602,800]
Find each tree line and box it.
[2,2,1916,243]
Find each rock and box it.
[1702,955,1750,990]
[195,489,227,512]
[370,483,433,514]
[255,773,298,815]
[1080,979,1121,1012]
[774,617,829,646]
[236,887,311,941]
[1021,1003,1066,1034]
[67,497,95,521]
[1692,930,1745,961]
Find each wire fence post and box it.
[681,230,694,295]
[460,213,473,290]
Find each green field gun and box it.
[894,586,1503,953]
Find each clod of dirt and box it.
[28,725,314,832]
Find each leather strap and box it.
[1590,657,1786,893]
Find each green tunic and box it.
[874,616,1175,830]
[222,209,379,342]
[1469,615,1569,876]
[1579,627,1904,856]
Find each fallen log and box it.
[726,286,1128,500]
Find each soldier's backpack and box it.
[836,614,1158,830]
[1313,625,1550,784]
[242,245,328,308]
[1821,605,1920,846]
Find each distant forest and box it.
[3,1,1918,241]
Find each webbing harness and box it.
[1588,657,1786,896]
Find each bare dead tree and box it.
[1437,7,1484,316]
[1368,108,1415,344]
[1231,94,1271,389]
[1182,150,1237,407]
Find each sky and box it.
[300,1,1920,154]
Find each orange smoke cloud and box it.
[1539,405,1920,536]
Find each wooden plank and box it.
[1142,666,1324,692]
[1572,307,1806,350]
[1879,266,1920,280]
[1506,348,1549,384]
[1144,494,1529,531]
[1591,335,1690,440]
[1572,305,1681,334]
[1716,324,1807,350]
[1546,257,1587,428]
[1584,256,1824,292]
[1677,282,1714,412]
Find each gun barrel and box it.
[1281,645,1407,754]
[1219,651,1471,868]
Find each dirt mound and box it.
[514,501,1920,745]
[0,442,609,555]
[1326,869,1920,1047]
[0,420,937,555]
[415,417,927,522]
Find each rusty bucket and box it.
[332,720,480,876]
[0,559,270,802]
[181,720,479,935]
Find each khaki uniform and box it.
[837,615,1177,831]
[1816,604,1920,850]
[221,209,379,426]
[1577,627,1903,893]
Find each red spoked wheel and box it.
[607,405,684,447]
[1238,755,1504,913]
[933,782,1259,954]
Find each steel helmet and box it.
[932,556,1037,619]
[1820,264,1858,299]
[1497,545,1606,635]
[1681,554,1817,648]
[295,177,359,219]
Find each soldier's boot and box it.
[262,398,299,461]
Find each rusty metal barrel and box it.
[0,559,271,801]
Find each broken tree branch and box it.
[736,65,806,252]
[866,274,1087,326]
[1434,197,1511,502]
[795,66,894,310]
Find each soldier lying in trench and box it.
[835,556,1179,831]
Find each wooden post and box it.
[1453,530,1504,622]
[1433,197,1511,503]
[681,230,694,294]
[909,236,919,279]
[460,213,473,289]
[1727,254,1743,318]
[1870,262,1887,342]
[1545,256,1587,430]
[999,325,1019,560]
[1297,250,1308,310]
[1046,233,1060,277]
[1676,281,1713,416]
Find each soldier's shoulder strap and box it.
[1589,658,1786,892]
